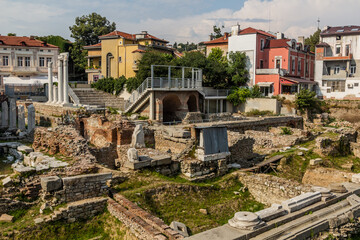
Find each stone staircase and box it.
[71,88,125,110]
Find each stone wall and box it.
[0,198,33,215]
[181,158,228,179]
[51,173,112,203]
[236,172,312,206]
[227,131,258,168]
[154,131,190,154]
[50,197,107,222]
[108,194,183,240]
[237,98,280,114]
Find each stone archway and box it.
[187,94,197,112]
[163,94,182,122]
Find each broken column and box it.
[9,99,16,129]
[62,53,70,105]
[27,104,35,132]
[1,101,8,128]
[57,56,64,104]
[228,212,265,230]
[17,105,25,131]
[47,62,53,103]
[131,124,145,148]
[53,85,58,104]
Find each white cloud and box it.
[119,0,360,43]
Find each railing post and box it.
[182,67,185,84]
[168,66,171,83]
[160,77,163,88]
[151,66,154,88]
[175,78,178,88]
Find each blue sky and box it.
[1,0,360,43]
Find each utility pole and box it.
[317,17,320,30]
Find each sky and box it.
[1,0,360,44]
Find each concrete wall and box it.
[238,98,280,114]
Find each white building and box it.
[315,25,360,99]
[0,35,59,92]
[228,25,276,86]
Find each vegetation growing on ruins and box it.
[227,85,262,106]
[114,171,264,234]
[295,89,320,113]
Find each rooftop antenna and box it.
[268,5,271,31]
[317,17,320,30]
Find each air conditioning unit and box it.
[348,83,354,88]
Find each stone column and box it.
[27,104,35,133]
[53,86,58,103]
[62,53,69,105]
[57,57,64,104]
[149,92,155,120]
[1,101,8,128]
[17,105,25,131]
[47,62,53,104]
[9,99,16,129]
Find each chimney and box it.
[231,24,240,36]
[141,31,148,35]
[322,26,330,31]
[209,34,214,41]
[30,36,35,40]
[298,36,304,50]
[224,32,229,40]
[276,32,284,39]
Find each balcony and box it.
[256,68,287,76]
[132,64,139,71]
[323,70,348,80]
[323,54,353,61]
[12,67,38,74]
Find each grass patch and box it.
[245,109,274,117]
[115,172,264,235]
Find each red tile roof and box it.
[99,30,136,40]
[99,30,168,43]
[132,49,146,53]
[321,25,360,37]
[202,35,228,45]
[266,39,290,48]
[238,27,275,38]
[0,36,58,48]
[84,43,101,49]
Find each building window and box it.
[260,39,265,51]
[336,44,341,55]
[48,50,51,52]
[306,60,309,74]
[346,45,350,56]
[327,80,345,92]
[276,59,281,69]
[46,57,52,66]
[17,57,23,67]
[298,59,301,72]
[2,56,9,66]
[292,58,295,72]
[355,83,359,87]
[40,49,43,52]
[322,80,327,87]
[350,65,356,75]
[260,60,264,69]
[25,57,30,67]
[118,57,122,63]
[3,48,7,50]
[18,49,22,51]
[334,67,340,74]
[99,59,101,67]
[39,57,45,67]
[26,49,29,51]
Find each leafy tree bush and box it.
[295,89,319,113]
[281,127,293,135]
[126,77,142,93]
[227,85,262,106]
[91,76,126,95]
[227,51,249,86]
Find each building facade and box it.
[202,33,229,57]
[315,25,360,99]
[84,30,173,83]
[0,35,59,89]
[255,36,315,96]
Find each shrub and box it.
[227,85,262,106]
[91,76,126,95]
[281,127,292,135]
[245,109,274,116]
[295,89,319,113]
[126,77,143,93]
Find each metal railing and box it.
[202,89,230,97]
[125,77,202,111]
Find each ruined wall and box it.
[236,172,312,206]
[154,132,190,154]
[181,158,228,179]
[53,173,112,203]
[327,100,360,123]
[50,197,107,222]
[0,198,33,215]
[227,131,258,167]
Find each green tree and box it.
[173,42,177,49]
[35,35,71,53]
[295,89,319,113]
[69,13,116,72]
[208,47,227,64]
[136,50,174,83]
[212,25,223,39]
[305,29,321,52]
[227,51,249,86]
[227,85,262,106]
[7,33,16,36]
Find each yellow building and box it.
[84,30,172,83]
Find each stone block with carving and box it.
[127,148,138,162]
[228,211,265,230]
[281,192,321,213]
